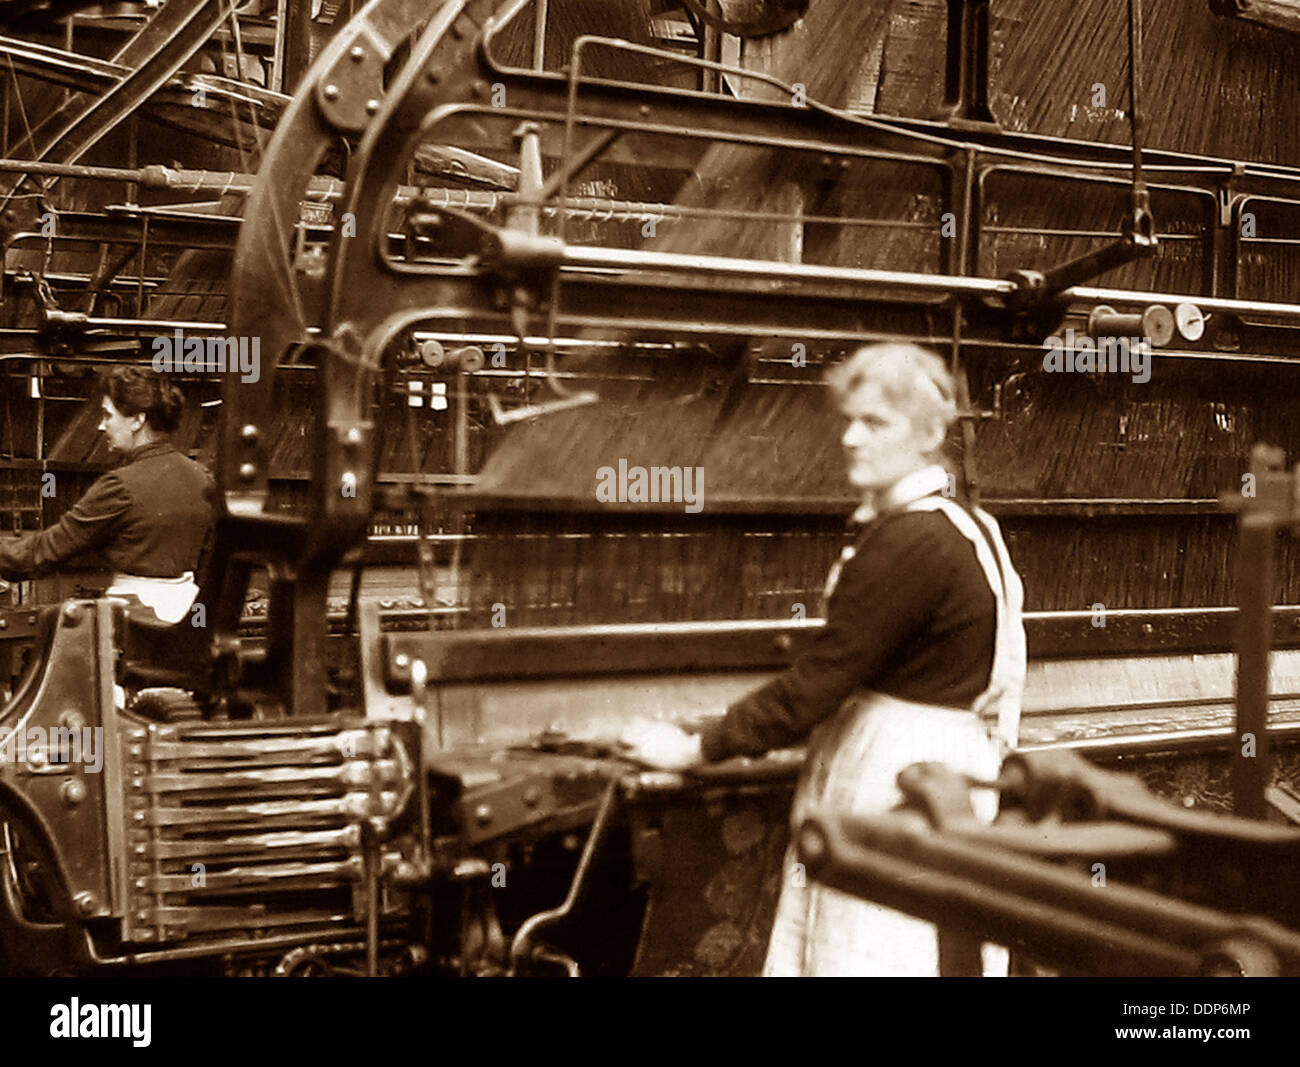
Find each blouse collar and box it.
[850,464,950,526]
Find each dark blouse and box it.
[0,441,215,580]
[700,507,997,762]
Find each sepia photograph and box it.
[0,0,1292,1046]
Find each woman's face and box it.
[839,380,943,493]
[98,396,144,455]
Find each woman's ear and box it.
[917,415,947,457]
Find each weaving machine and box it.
[4,0,1300,975]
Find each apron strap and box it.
[903,496,1027,752]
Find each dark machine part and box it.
[0,598,435,974]
[216,0,1300,725]
[797,750,1300,976]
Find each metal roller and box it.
[1087,304,1175,347]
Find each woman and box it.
[0,367,215,623]
[621,342,1026,976]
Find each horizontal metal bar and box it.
[560,244,1012,296]
[387,608,1300,685]
[140,729,380,761]
[1064,284,1300,321]
[91,922,360,963]
[84,316,223,331]
[139,759,400,793]
[141,825,361,860]
[136,792,398,825]
[454,493,1235,518]
[984,498,1225,517]
[1026,717,1300,759]
[134,857,363,893]
[127,907,356,936]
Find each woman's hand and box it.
[618,719,703,771]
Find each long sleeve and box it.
[700,514,960,762]
[0,472,131,579]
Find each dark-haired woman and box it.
[0,368,215,622]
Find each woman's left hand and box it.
[618,719,703,771]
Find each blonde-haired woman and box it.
[622,342,1026,976]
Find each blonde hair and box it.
[825,343,958,444]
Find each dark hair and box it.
[103,366,185,433]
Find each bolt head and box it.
[349,45,365,61]
[323,83,340,101]
[365,98,380,115]
[394,652,410,669]
[239,462,256,480]
[60,779,87,806]
[62,602,82,625]
[241,423,259,441]
[474,804,493,825]
[59,710,84,731]
[74,892,97,916]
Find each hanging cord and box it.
[1125,0,1152,240]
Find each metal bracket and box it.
[936,0,998,127]
[316,41,387,134]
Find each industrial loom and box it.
[4,0,1300,974]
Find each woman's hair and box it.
[103,366,185,434]
[825,343,958,441]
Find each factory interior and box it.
[2,0,1300,995]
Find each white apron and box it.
[762,496,1026,977]
[106,571,199,625]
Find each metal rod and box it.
[1235,510,1275,819]
[508,778,618,974]
[1061,285,1300,322]
[531,0,547,72]
[271,0,288,93]
[363,820,380,977]
[559,244,1013,296]
[1126,0,1146,197]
